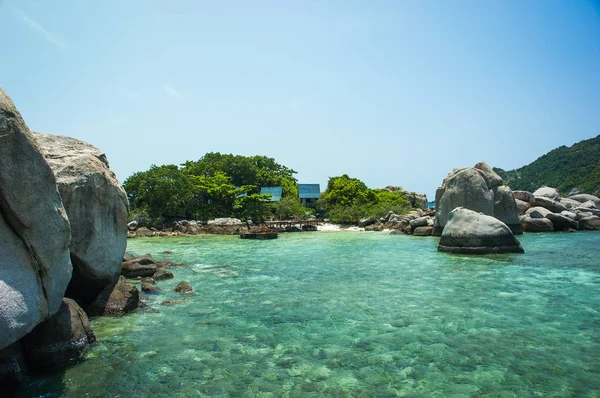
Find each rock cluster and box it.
[383,209,436,236]
[0,88,129,387]
[434,162,521,235]
[516,187,600,232]
[127,218,250,238]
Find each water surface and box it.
[17,232,600,397]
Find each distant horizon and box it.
[2,1,598,200]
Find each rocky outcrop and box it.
[121,254,158,278]
[533,187,560,201]
[433,162,521,235]
[35,133,129,304]
[534,196,567,214]
[0,88,72,351]
[174,281,193,294]
[568,194,600,208]
[515,199,531,215]
[438,208,524,254]
[87,280,140,316]
[521,216,554,232]
[545,213,578,231]
[21,298,95,371]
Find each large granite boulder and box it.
[474,162,503,187]
[533,187,560,201]
[121,254,158,278]
[438,208,524,254]
[0,88,72,351]
[579,216,600,230]
[521,216,554,232]
[560,197,582,209]
[568,194,600,208]
[534,196,568,214]
[513,191,535,205]
[21,298,95,371]
[515,199,531,215]
[492,185,522,234]
[433,168,494,235]
[546,213,578,231]
[35,133,129,304]
[526,206,553,219]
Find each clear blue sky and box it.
[1,0,599,199]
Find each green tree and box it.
[233,193,272,222]
[273,196,311,220]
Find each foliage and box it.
[273,196,312,220]
[493,135,600,195]
[233,194,272,223]
[123,153,298,223]
[318,175,411,223]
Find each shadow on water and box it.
[12,368,67,398]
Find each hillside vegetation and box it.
[494,135,600,195]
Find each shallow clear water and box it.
[16,232,600,397]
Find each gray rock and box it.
[413,226,434,236]
[21,298,95,371]
[121,254,158,278]
[526,206,553,219]
[207,218,243,226]
[87,281,140,316]
[578,200,597,210]
[545,213,578,231]
[141,283,160,293]
[533,187,561,201]
[574,210,593,220]
[438,208,523,254]
[434,168,494,235]
[515,199,531,215]
[0,88,72,351]
[521,216,554,232]
[579,216,600,230]
[513,191,535,205]
[568,188,582,196]
[568,194,600,208]
[174,281,193,294]
[409,217,429,229]
[123,252,136,262]
[561,211,577,220]
[35,133,129,304]
[474,162,503,187]
[560,197,582,209]
[358,216,377,227]
[492,185,522,234]
[153,268,174,281]
[534,196,568,213]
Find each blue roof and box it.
[298,184,321,199]
[260,186,283,202]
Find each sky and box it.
[1,0,599,199]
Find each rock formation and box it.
[35,133,129,304]
[438,208,524,254]
[433,162,521,235]
[0,88,72,351]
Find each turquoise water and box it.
[16,232,600,397]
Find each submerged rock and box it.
[438,208,524,254]
[21,298,95,372]
[0,88,72,351]
[174,281,193,294]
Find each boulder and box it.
[560,198,582,209]
[358,216,377,227]
[525,206,553,219]
[533,187,560,201]
[21,298,95,371]
[545,213,578,231]
[207,218,243,226]
[434,168,494,235]
[474,162,503,187]
[568,188,582,196]
[521,216,554,232]
[35,133,129,304]
[413,226,433,236]
[134,227,154,237]
[534,196,568,214]
[561,211,577,220]
[0,88,72,351]
[492,185,522,234]
[153,268,174,281]
[141,283,160,293]
[121,254,158,278]
[579,216,600,230]
[513,191,535,205]
[174,281,193,294]
[87,281,140,316]
[515,199,531,215]
[568,194,600,208]
[438,208,524,254]
[409,217,429,229]
[578,200,598,210]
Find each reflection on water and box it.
[16,232,600,397]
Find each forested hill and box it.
[493,135,600,195]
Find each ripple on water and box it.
[14,231,600,397]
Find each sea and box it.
[15,231,600,397]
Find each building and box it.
[298,184,321,207]
[260,186,283,202]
